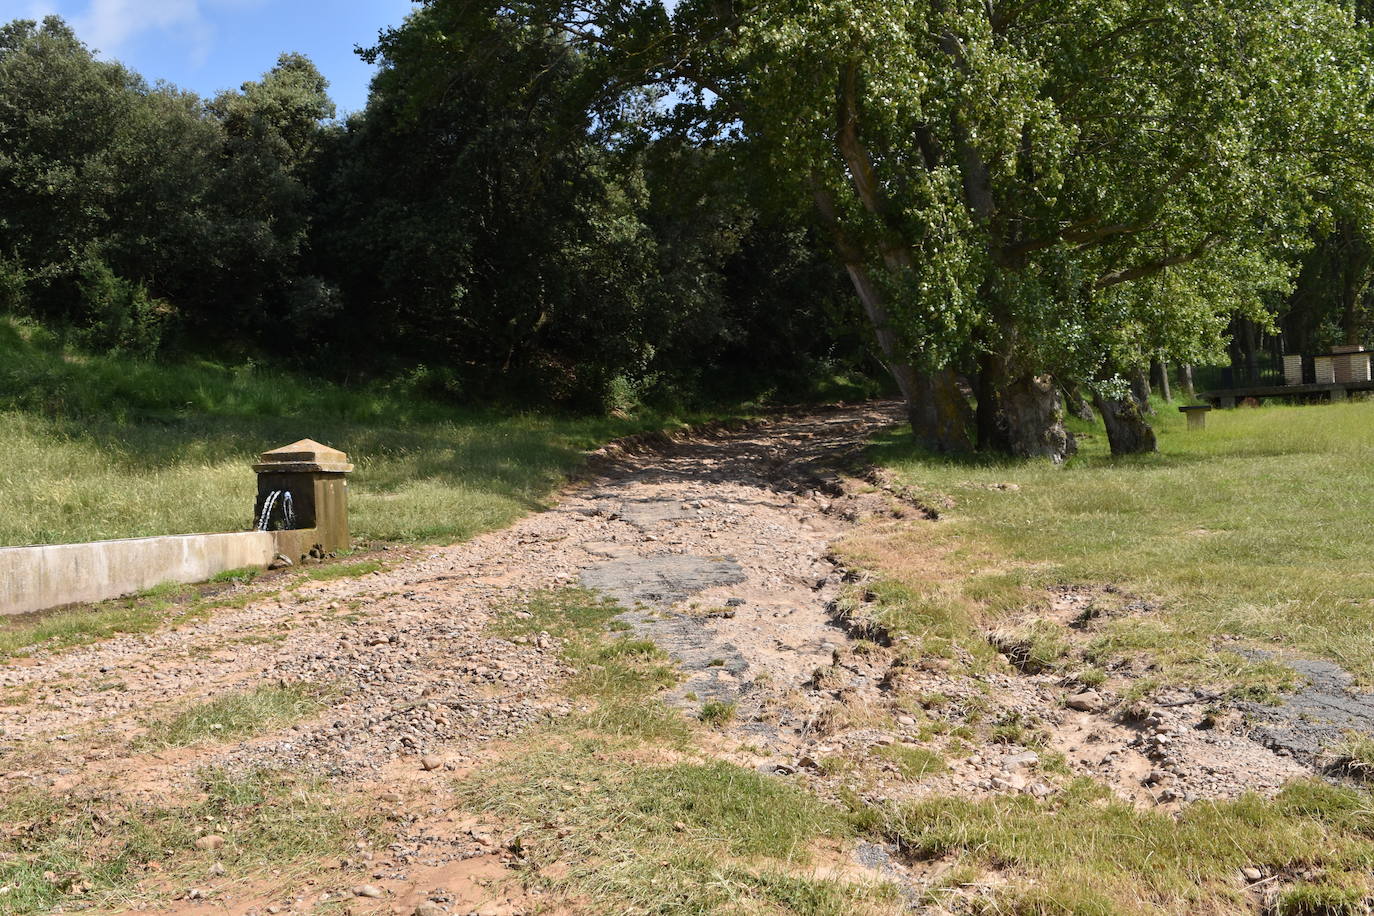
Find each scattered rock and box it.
[353,884,385,898]
[1241,867,1263,882]
[1001,751,1039,771]
[421,755,443,771]
[1065,690,1105,712]
[414,902,446,916]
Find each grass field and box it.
[858,397,1374,684]
[0,318,721,547]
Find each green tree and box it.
[489,0,1373,455]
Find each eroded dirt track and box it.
[3,402,1367,914]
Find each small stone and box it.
[1065,690,1104,712]
[1001,751,1039,771]
[421,755,443,771]
[896,715,916,726]
[414,902,446,916]
[194,835,225,851]
[1241,867,1262,882]
[353,884,385,898]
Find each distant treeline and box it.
[4,5,1374,453]
[0,16,876,409]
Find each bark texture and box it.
[979,369,1075,461]
[1094,391,1158,456]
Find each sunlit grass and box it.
[0,316,731,547]
[884,777,1374,915]
[0,767,379,914]
[861,398,1374,682]
[137,683,329,748]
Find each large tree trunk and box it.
[973,320,1074,460]
[812,183,972,453]
[976,354,1075,461]
[824,69,979,453]
[1093,391,1158,456]
[1000,374,1075,461]
[907,368,974,453]
[1180,364,1195,398]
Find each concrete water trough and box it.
[0,439,352,617]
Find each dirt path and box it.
[0,402,1354,914]
[0,404,908,913]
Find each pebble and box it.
[414,902,446,916]
[1241,867,1262,882]
[421,755,443,771]
[353,884,385,898]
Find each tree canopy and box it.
[2,5,1373,451]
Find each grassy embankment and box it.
[0,317,722,547]
[852,398,1374,686]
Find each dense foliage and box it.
[0,14,872,409]
[3,5,1374,452]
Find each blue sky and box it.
[4,0,420,115]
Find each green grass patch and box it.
[0,767,379,914]
[459,749,893,915]
[864,399,1374,684]
[302,560,382,582]
[490,589,684,741]
[872,743,945,780]
[136,683,328,748]
[208,566,260,585]
[881,778,1374,915]
[0,316,736,548]
[698,698,738,727]
[0,598,201,662]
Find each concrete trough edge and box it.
[0,530,305,617]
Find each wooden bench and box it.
[1179,405,1212,430]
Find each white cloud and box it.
[73,0,214,66]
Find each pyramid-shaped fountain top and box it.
[252,439,354,473]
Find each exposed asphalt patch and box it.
[1239,652,1374,763]
[579,554,746,608]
